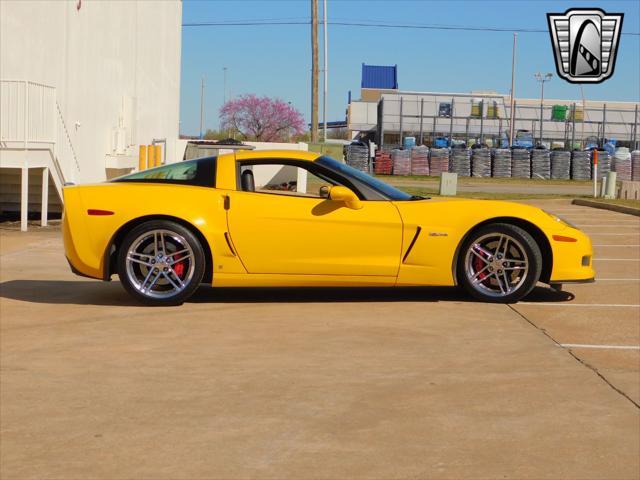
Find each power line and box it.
[183,19,640,35]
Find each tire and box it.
[117,220,205,306]
[457,223,542,303]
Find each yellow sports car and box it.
[63,150,594,305]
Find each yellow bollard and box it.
[147,144,156,170]
[154,144,162,167]
[138,145,148,171]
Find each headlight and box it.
[543,210,579,229]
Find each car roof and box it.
[231,149,322,162]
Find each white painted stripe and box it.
[548,210,627,213]
[576,225,640,227]
[596,278,640,281]
[559,344,640,351]
[594,244,640,247]
[593,258,640,261]
[519,302,640,307]
[588,233,638,236]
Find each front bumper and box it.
[549,229,595,283]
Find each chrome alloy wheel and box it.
[125,229,196,299]
[464,233,529,298]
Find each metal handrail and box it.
[55,101,81,172]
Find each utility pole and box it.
[509,33,517,147]
[223,67,228,105]
[311,0,319,143]
[580,85,586,148]
[199,76,205,139]
[322,0,328,142]
[534,72,552,146]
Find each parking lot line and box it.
[519,303,640,307]
[596,278,640,281]
[593,244,640,247]
[593,258,640,261]
[559,344,640,350]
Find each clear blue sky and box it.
[180,0,640,136]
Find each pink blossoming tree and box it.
[219,94,306,142]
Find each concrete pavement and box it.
[1,200,638,479]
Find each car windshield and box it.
[316,156,414,201]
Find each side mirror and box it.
[329,186,363,210]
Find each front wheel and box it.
[458,223,542,303]
[117,220,205,306]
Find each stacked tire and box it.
[632,150,640,182]
[594,150,611,180]
[492,149,512,178]
[612,148,632,181]
[391,149,411,175]
[471,148,491,177]
[571,151,592,180]
[430,148,450,177]
[550,150,571,180]
[374,150,392,175]
[344,144,369,172]
[450,148,471,177]
[512,149,531,178]
[410,146,430,175]
[531,149,551,180]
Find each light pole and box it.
[534,72,552,146]
[322,0,328,142]
[508,33,517,147]
[199,76,205,139]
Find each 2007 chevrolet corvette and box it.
[63,150,594,305]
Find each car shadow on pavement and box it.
[0,280,574,306]
[0,280,140,306]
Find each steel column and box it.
[41,167,48,227]
[448,97,454,146]
[21,167,28,232]
[571,103,576,149]
[601,103,607,147]
[465,118,470,146]
[634,104,639,150]
[418,98,424,145]
[379,99,384,147]
[399,97,403,147]
[479,100,484,145]
[432,116,437,144]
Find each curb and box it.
[572,199,640,217]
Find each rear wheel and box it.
[117,220,205,306]
[458,223,542,303]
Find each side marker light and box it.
[87,209,114,216]
[552,235,577,242]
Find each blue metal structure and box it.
[361,64,398,89]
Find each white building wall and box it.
[0,0,182,183]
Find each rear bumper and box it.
[63,210,103,280]
[66,257,100,280]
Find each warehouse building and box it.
[0,0,182,230]
[349,64,640,150]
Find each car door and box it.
[226,160,403,277]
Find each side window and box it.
[112,157,216,187]
[121,162,198,181]
[240,162,338,198]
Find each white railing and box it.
[0,79,79,187]
[0,80,56,144]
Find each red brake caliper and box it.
[474,249,488,283]
[172,253,185,278]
